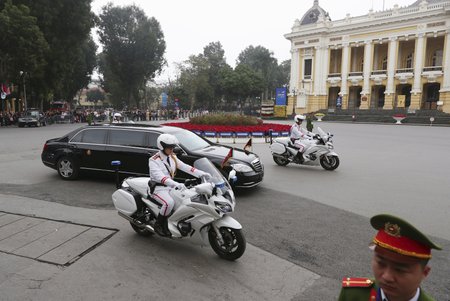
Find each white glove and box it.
[174,183,186,191]
[201,172,212,181]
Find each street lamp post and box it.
[291,88,298,116]
[20,71,27,112]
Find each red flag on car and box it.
[244,138,252,154]
[221,148,233,169]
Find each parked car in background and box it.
[41,124,264,189]
[18,109,47,127]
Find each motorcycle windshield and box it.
[193,158,230,189]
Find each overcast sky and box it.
[91,0,416,82]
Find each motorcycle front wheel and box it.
[273,155,290,166]
[320,155,340,171]
[209,227,246,261]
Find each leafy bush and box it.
[306,115,314,132]
[190,114,263,126]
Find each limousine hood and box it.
[193,145,257,163]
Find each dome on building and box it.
[299,0,330,25]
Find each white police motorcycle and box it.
[270,127,340,170]
[111,157,246,261]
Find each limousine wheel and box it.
[57,157,79,180]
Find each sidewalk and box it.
[0,194,320,301]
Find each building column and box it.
[361,40,373,109]
[341,43,350,109]
[289,48,300,115]
[313,46,322,96]
[290,48,299,91]
[439,31,450,113]
[384,37,398,109]
[410,33,426,109]
[322,46,330,95]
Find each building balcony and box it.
[371,70,387,75]
[423,66,442,72]
[327,73,341,87]
[348,72,363,86]
[370,70,387,85]
[395,68,414,84]
[422,66,443,83]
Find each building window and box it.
[406,53,413,69]
[304,59,312,79]
[431,50,443,66]
[382,56,388,70]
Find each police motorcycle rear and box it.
[112,157,246,261]
[269,127,340,170]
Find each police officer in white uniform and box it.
[149,133,211,236]
[290,114,314,163]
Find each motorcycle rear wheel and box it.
[320,156,340,171]
[209,227,246,261]
[273,156,290,166]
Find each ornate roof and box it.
[408,0,447,6]
[299,0,330,25]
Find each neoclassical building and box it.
[285,0,450,114]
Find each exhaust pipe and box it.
[118,211,155,233]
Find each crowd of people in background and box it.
[0,107,212,127]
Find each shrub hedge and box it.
[190,114,263,126]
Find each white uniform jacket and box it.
[148,151,205,189]
[290,123,312,140]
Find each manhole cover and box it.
[0,211,118,266]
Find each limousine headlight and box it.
[231,163,253,173]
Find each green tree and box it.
[177,54,211,110]
[0,0,97,108]
[221,64,264,110]
[203,41,229,109]
[97,4,166,108]
[0,1,48,86]
[237,45,279,101]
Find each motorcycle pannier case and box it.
[112,189,139,216]
[270,142,286,155]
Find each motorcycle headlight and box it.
[214,201,232,213]
[326,142,334,149]
[231,163,253,173]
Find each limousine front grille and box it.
[251,158,263,172]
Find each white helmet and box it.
[113,112,122,118]
[157,133,179,150]
[294,114,306,123]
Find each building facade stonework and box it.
[285,0,450,114]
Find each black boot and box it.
[295,152,304,163]
[154,214,171,237]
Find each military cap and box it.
[370,214,441,259]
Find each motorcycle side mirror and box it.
[228,170,237,184]
[173,146,184,156]
[111,160,122,189]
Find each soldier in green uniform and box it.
[338,214,441,301]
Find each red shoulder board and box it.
[151,154,160,160]
[341,277,373,288]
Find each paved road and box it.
[0,121,449,300]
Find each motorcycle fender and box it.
[270,142,286,155]
[112,189,137,216]
[328,151,339,157]
[213,215,242,230]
